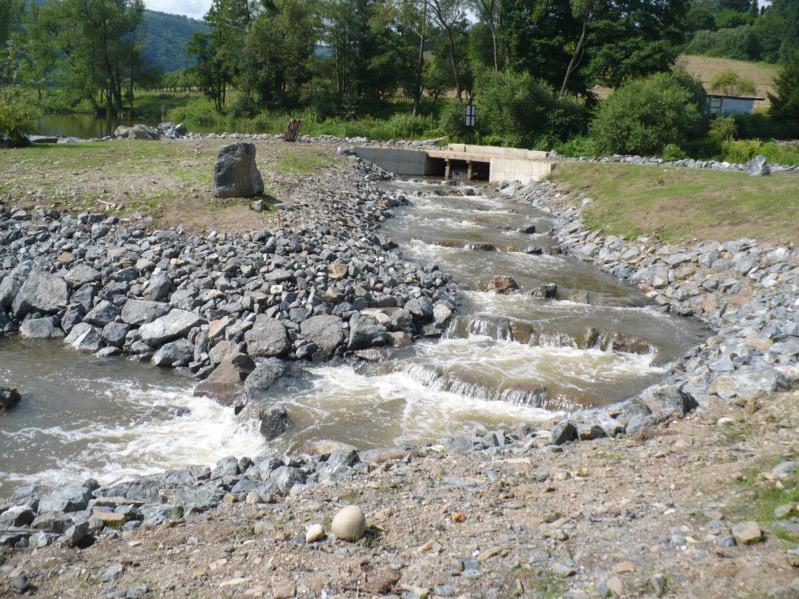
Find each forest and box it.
[0,0,798,159]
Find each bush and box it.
[443,70,588,149]
[685,26,760,61]
[554,135,598,158]
[590,72,705,156]
[230,94,260,119]
[708,115,739,141]
[662,144,687,161]
[0,97,36,147]
[709,69,757,96]
[769,51,799,124]
[721,139,799,166]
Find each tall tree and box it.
[429,0,467,100]
[470,0,502,71]
[187,32,227,111]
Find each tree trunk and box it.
[560,17,588,95]
[445,28,461,101]
[412,0,427,117]
[491,25,498,71]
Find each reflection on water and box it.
[32,113,151,139]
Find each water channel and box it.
[0,179,710,498]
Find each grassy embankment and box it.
[551,162,799,245]
[676,54,780,109]
[0,140,340,233]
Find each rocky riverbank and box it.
[514,180,797,442]
[1,144,797,597]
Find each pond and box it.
[31,113,157,139]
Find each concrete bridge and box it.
[353,144,552,184]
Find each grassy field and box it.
[551,162,799,244]
[676,54,779,109]
[0,140,344,233]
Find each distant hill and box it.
[30,1,207,72]
[139,10,209,73]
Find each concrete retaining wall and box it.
[489,157,551,184]
[352,147,432,176]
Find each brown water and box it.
[0,180,709,497]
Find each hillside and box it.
[139,10,208,72]
[676,54,779,110]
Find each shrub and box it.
[769,51,799,124]
[554,135,598,158]
[709,69,757,96]
[662,144,687,161]
[708,115,739,141]
[230,94,259,119]
[0,96,36,147]
[685,26,760,61]
[443,69,588,148]
[590,72,704,156]
[721,139,799,166]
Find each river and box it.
[0,178,709,498]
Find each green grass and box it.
[0,139,344,232]
[733,463,799,544]
[276,148,335,175]
[552,162,799,244]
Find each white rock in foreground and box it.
[331,505,366,541]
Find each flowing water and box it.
[0,180,709,498]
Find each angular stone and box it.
[731,521,764,544]
[152,338,194,367]
[213,143,264,198]
[243,358,287,397]
[348,312,388,350]
[300,315,344,358]
[64,264,101,288]
[139,309,204,347]
[245,315,289,357]
[20,316,64,339]
[121,299,170,326]
[64,323,103,352]
[194,352,256,406]
[12,271,69,318]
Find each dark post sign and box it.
[465,104,476,128]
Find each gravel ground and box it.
[1,390,797,598]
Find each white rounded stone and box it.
[331,505,366,541]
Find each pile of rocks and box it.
[516,181,797,443]
[113,123,188,141]
[0,440,369,549]
[0,162,459,427]
[551,151,798,174]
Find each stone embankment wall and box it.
[516,181,797,443]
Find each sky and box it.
[145,0,210,19]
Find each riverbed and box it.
[0,178,709,498]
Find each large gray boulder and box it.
[139,309,204,347]
[121,299,170,325]
[245,315,289,357]
[348,312,388,350]
[743,155,770,176]
[64,323,103,352]
[64,264,101,288]
[213,143,264,198]
[300,315,344,358]
[11,271,69,318]
[152,338,194,367]
[20,316,64,339]
[116,124,161,140]
[0,264,32,307]
[243,358,287,397]
[194,352,256,406]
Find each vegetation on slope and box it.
[551,162,799,244]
